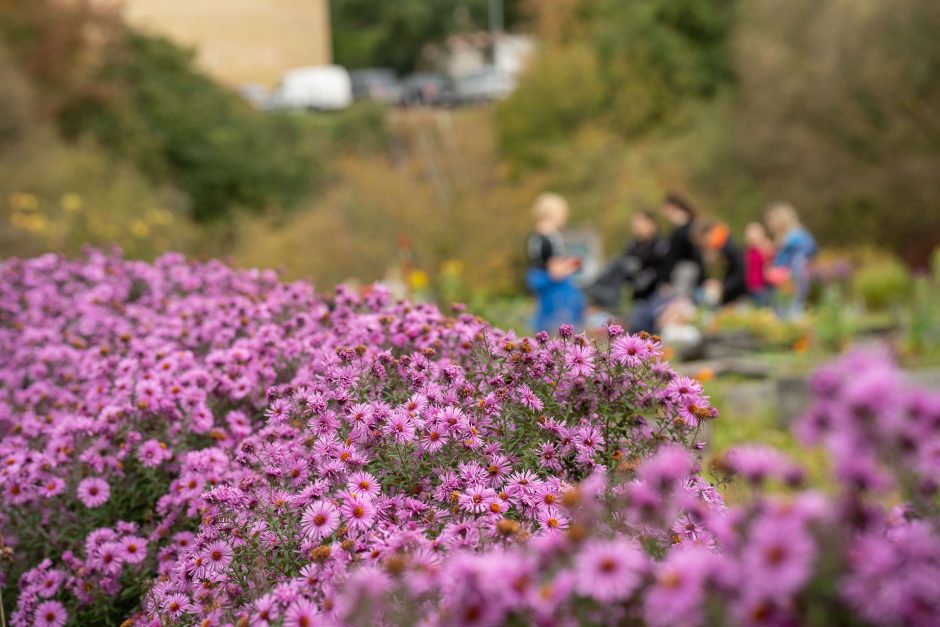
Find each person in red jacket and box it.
[743,221,774,306]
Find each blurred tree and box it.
[0,0,324,222]
[330,0,527,73]
[496,0,737,171]
[733,0,940,263]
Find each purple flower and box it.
[76,477,110,508]
[574,538,647,602]
[202,540,233,574]
[283,599,319,627]
[611,335,651,367]
[644,547,714,627]
[300,500,340,541]
[34,601,68,627]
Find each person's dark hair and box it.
[663,193,698,218]
[634,208,657,222]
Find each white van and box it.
[273,65,353,111]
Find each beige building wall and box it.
[105,0,331,87]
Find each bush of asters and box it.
[3,252,939,626]
[139,349,940,627]
[1,251,711,625]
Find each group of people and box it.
[525,192,817,333]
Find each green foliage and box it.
[330,0,526,73]
[494,44,605,168]
[851,255,913,311]
[496,0,737,171]
[0,0,323,223]
[813,285,856,353]
[59,32,322,222]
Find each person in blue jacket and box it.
[525,193,584,332]
[765,202,817,317]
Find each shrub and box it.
[3,252,940,627]
[851,255,913,311]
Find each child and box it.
[744,222,774,306]
[765,202,817,317]
[525,193,584,332]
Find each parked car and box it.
[351,68,404,104]
[454,68,516,103]
[272,65,352,111]
[402,73,457,107]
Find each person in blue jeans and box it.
[765,202,817,318]
[525,193,584,332]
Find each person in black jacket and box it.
[694,220,747,306]
[586,210,668,311]
[659,193,704,296]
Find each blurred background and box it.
[0,0,938,345]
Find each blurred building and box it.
[96,0,331,87]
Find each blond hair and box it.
[765,201,801,241]
[532,192,569,223]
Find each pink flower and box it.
[34,601,67,627]
[644,547,714,627]
[742,517,815,599]
[283,599,318,627]
[341,496,376,533]
[564,344,596,378]
[202,540,233,574]
[120,536,148,564]
[347,471,380,499]
[76,477,110,508]
[611,335,651,367]
[574,539,647,602]
[301,500,340,540]
[459,484,497,514]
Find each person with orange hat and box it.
[693,220,747,306]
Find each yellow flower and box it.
[408,269,429,291]
[441,259,464,276]
[61,193,83,212]
[130,220,151,238]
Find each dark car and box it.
[350,68,404,105]
[402,73,457,107]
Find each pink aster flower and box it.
[341,496,377,533]
[283,599,319,627]
[742,517,816,599]
[459,484,497,514]
[76,477,110,508]
[611,334,651,367]
[162,593,192,619]
[644,547,714,627]
[34,600,67,627]
[538,507,569,533]
[517,384,543,411]
[301,500,340,540]
[96,541,125,575]
[202,540,233,574]
[120,536,148,564]
[40,477,65,498]
[137,439,171,468]
[564,343,596,378]
[574,538,647,602]
[420,425,448,453]
[347,471,380,499]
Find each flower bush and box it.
[2,251,939,626]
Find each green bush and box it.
[852,256,913,311]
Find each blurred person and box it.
[744,221,774,306]
[525,193,585,332]
[659,193,705,297]
[693,220,747,306]
[765,202,817,317]
[586,209,668,312]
